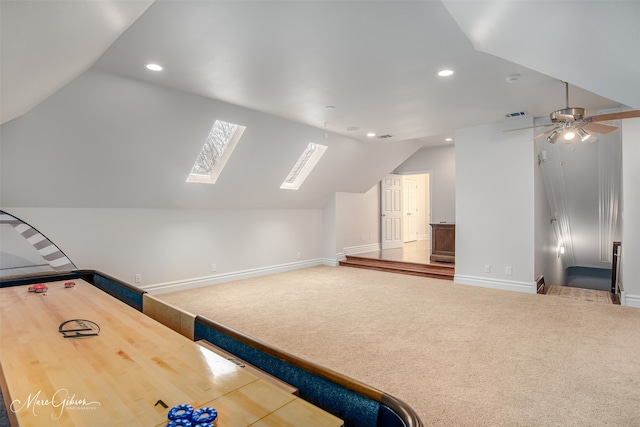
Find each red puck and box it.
[28,284,48,293]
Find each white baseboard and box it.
[143,259,323,295]
[621,292,640,308]
[454,274,536,294]
[343,243,380,256]
[322,257,340,267]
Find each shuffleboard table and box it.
[0,279,343,427]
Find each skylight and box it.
[281,142,327,190]
[186,120,246,184]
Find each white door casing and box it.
[403,177,418,242]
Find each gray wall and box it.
[6,207,324,293]
[335,184,380,255]
[394,144,455,223]
[534,141,566,287]
[455,117,536,293]
[621,118,640,307]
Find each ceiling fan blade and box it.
[589,110,640,122]
[503,123,555,132]
[582,122,618,134]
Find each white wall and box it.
[322,194,337,265]
[454,118,536,293]
[335,184,380,257]
[394,145,455,223]
[4,207,324,294]
[534,144,566,286]
[621,118,640,307]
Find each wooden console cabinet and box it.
[430,223,455,263]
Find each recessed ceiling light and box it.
[325,105,336,110]
[145,63,163,71]
[438,69,454,77]
[366,132,376,137]
[445,138,453,142]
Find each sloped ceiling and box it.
[0,0,154,124]
[0,1,635,213]
[442,0,640,110]
[0,69,424,209]
[1,1,626,139]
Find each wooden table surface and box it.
[0,280,342,427]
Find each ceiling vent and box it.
[376,134,393,139]
[505,111,527,118]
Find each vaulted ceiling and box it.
[1,1,638,213]
[2,0,636,141]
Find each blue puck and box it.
[168,404,194,420]
[167,420,193,427]
[191,407,218,423]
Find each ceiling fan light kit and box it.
[563,129,576,141]
[546,124,590,144]
[576,127,591,142]
[507,81,640,143]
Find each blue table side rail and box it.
[194,316,422,427]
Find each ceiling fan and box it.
[507,81,640,144]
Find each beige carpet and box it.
[546,284,613,304]
[160,266,640,426]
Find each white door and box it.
[403,177,418,242]
[381,175,403,249]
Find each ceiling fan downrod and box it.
[550,81,585,123]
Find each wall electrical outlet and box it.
[505,266,512,276]
[484,264,491,273]
[135,273,142,283]
[211,264,217,272]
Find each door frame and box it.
[403,176,418,243]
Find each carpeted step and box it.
[339,256,454,280]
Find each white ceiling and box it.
[0,0,154,124]
[443,0,640,111]
[2,0,635,146]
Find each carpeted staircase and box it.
[339,255,454,280]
